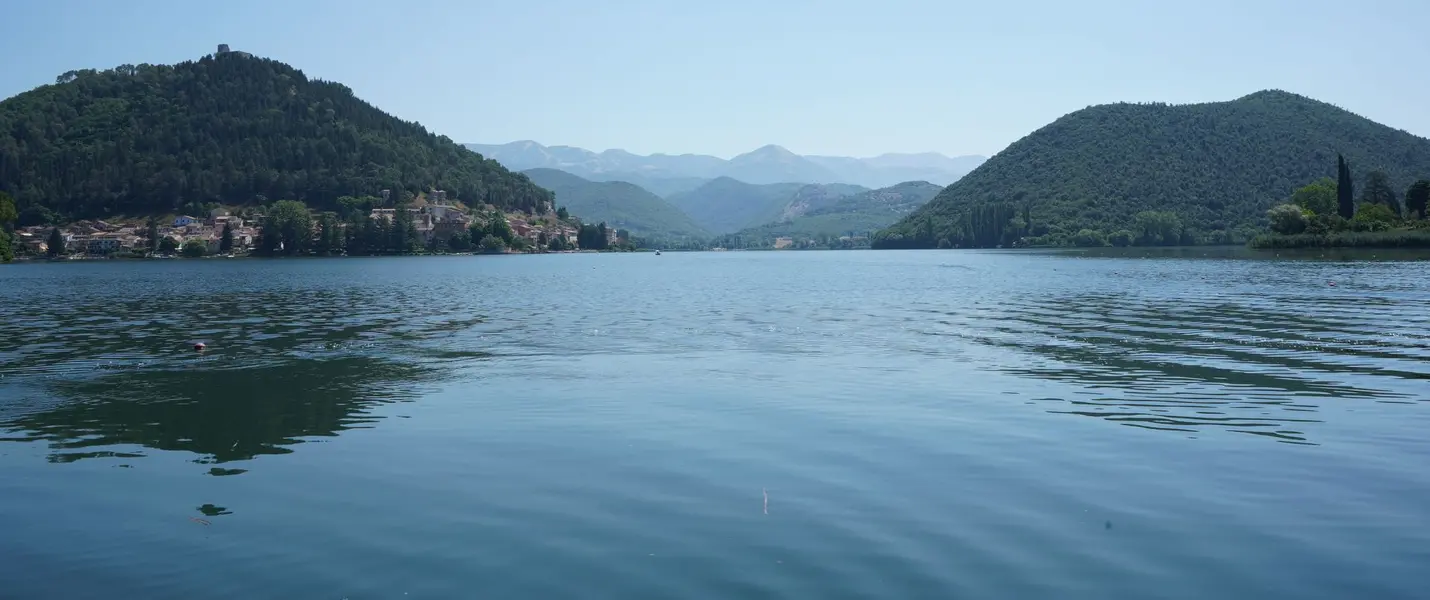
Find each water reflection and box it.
[0,356,427,468]
[0,265,490,472]
[950,289,1429,445]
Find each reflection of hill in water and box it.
[947,290,1429,445]
[2,356,427,468]
[0,270,497,471]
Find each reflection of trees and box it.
[1,356,426,468]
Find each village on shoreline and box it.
[4,188,644,261]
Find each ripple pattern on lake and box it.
[2,252,1429,599]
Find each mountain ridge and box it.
[466,141,985,190]
[519,168,708,240]
[729,180,944,246]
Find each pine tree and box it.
[1358,170,1401,216]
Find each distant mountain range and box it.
[520,168,709,239]
[667,179,869,234]
[465,141,985,190]
[731,181,943,243]
[520,161,940,241]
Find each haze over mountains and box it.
[465,141,986,190]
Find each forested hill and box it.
[875,90,1430,248]
[520,168,709,239]
[0,51,552,221]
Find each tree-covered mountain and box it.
[466,140,985,189]
[0,50,552,222]
[666,178,852,234]
[520,168,708,239]
[875,90,1430,248]
[729,181,942,244]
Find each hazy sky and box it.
[4,0,1427,158]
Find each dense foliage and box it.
[0,191,14,262]
[875,90,1430,248]
[1253,164,1430,248]
[0,52,553,220]
[520,168,708,239]
[1407,180,1430,219]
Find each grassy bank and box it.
[1248,229,1430,249]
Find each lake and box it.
[1,250,1427,599]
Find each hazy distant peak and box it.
[738,144,798,158]
[464,140,986,188]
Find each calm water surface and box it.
[1,251,1428,599]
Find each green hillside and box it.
[521,168,708,239]
[666,177,805,234]
[727,181,942,246]
[0,51,551,222]
[875,90,1430,248]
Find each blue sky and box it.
[4,0,1427,158]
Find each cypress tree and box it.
[219,223,234,254]
[46,227,65,257]
[1336,154,1355,219]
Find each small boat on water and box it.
[655,250,662,255]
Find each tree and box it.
[0,192,14,262]
[314,214,340,255]
[181,238,208,257]
[16,205,55,228]
[1266,204,1310,234]
[577,223,609,250]
[159,236,179,254]
[1133,211,1182,245]
[1352,203,1397,231]
[145,219,161,253]
[257,200,313,256]
[390,205,418,253]
[46,228,65,257]
[447,230,472,252]
[1358,170,1401,216]
[0,192,16,232]
[1405,180,1430,220]
[1071,229,1109,247]
[487,213,515,245]
[1290,178,1338,216]
[1337,154,1356,219]
[219,223,234,254]
[556,206,570,220]
[478,234,506,254]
